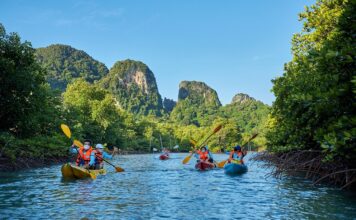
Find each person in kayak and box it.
[228,145,246,165]
[70,139,93,168]
[89,144,114,170]
[162,147,170,156]
[195,146,215,166]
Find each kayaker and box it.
[162,148,170,156]
[205,145,215,163]
[195,146,215,166]
[228,145,246,165]
[89,144,114,170]
[70,139,93,168]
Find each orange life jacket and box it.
[92,149,103,165]
[76,147,92,166]
[198,150,209,161]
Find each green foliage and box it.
[36,44,108,91]
[0,24,69,164]
[266,0,356,164]
[100,59,163,116]
[170,81,222,126]
[63,79,125,145]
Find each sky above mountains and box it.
[0,0,313,105]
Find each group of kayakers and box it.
[70,139,245,171]
[194,145,245,166]
[70,139,117,170]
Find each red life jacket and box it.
[76,147,92,166]
[92,149,103,165]
[198,150,209,161]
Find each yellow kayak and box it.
[61,163,106,179]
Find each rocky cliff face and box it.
[36,44,108,91]
[231,93,256,105]
[178,81,221,107]
[99,59,163,116]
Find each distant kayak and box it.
[224,163,248,175]
[61,163,106,179]
[195,161,215,171]
[159,154,169,160]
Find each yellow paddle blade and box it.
[89,172,97,179]
[217,160,227,168]
[73,140,84,148]
[182,154,193,164]
[115,166,124,172]
[190,139,197,146]
[60,124,71,139]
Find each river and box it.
[0,153,355,219]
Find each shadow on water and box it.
[0,153,355,219]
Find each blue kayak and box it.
[224,163,248,175]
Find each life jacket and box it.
[198,150,209,161]
[92,149,103,165]
[231,151,244,164]
[76,147,92,166]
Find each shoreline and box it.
[252,151,356,190]
[0,156,71,172]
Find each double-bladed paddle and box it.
[182,125,222,164]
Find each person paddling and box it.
[70,139,93,168]
[89,144,115,170]
[228,145,246,165]
[195,146,215,166]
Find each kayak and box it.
[159,154,169,160]
[224,163,248,175]
[61,163,106,179]
[195,161,215,171]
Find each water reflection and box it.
[0,153,355,219]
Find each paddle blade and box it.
[115,166,125,172]
[217,160,227,168]
[89,173,97,179]
[190,139,197,146]
[60,124,71,139]
[213,124,222,133]
[182,154,192,164]
[73,140,84,148]
[250,133,258,141]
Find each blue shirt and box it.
[89,151,112,166]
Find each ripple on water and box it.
[0,153,356,219]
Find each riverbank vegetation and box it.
[261,0,355,189]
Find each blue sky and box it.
[0,0,313,105]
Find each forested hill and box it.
[36,44,108,91]
[170,81,222,126]
[99,59,163,116]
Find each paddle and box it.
[182,125,222,164]
[60,124,96,179]
[74,140,124,172]
[217,133,259,168]
[97,156,124,172]
[182,139,198,164]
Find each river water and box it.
[0,153,355,219]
